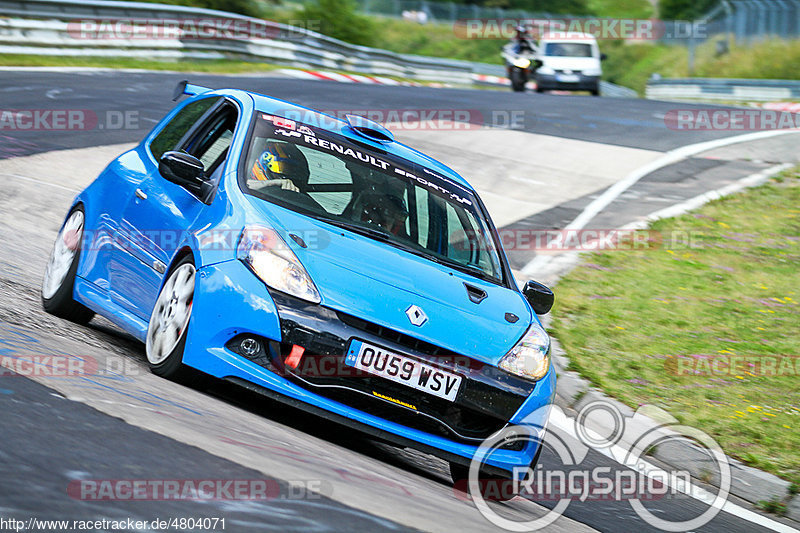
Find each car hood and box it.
[541,56,600,71]
[249,202,532,364]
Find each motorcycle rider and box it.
[502,25,538,79]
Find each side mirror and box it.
[600,53,607,61]
[159,151,213,201]
[523,280,554,315]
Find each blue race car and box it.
[42,81,556,490]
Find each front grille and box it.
[227,292,534,449]
[292,359,508,443]
[336,311,478,366]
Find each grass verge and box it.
[602,38,800,95]
[550,167,800,484]
[0,55,455,86]
[0,54,284,73]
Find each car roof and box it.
[221,90,475,191]
[540,31,598,42]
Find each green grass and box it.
[550,167,800,485]
[587,0,654,18]
[0,54,285,73]
[379,18,505,63]
[0,54,450,85]
[602,38,800,94]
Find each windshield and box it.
[240,113,503,283]
[544,42,593,57]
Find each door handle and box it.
[135,188,148,200]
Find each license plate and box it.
[556,74,579,82]
[345,340,462,402]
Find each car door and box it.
[110,96,238,319]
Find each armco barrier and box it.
[0,0,475,82]
[0,0,636,96]
[646,77,800,102]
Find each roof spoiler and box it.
[172,80,212,101]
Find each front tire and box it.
[450,463,517,502]
[510,68,527,92]
[42,206,95,324]
[146,257,196,380]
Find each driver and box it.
[357,192,409,236]
[509,25,536,54]
[250,140,309,193]
[503,25,538,77]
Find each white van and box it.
[534,32,605,96]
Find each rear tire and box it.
[42,205,95,325]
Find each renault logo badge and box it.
[405,305,428,327]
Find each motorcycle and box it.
[502,43,540,92]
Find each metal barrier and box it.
[0,0,636,97]
[646,77,800,102]
[0,0,476,83]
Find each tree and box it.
[509,0,592,15]
[455,0,593,15]
[660,0,718,20]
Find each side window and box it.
[149,97,220,161]
[183,104,237,175]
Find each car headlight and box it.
[582,67,602,76]
[237,225,321,304]
[498,322,551,381]
[513,57,531,69]
[537,65,555,75]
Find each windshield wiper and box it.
[323,220,392,241]
[428,256,496,283]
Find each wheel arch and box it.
[166,246,196,275]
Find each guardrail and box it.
[0,0,476,83]
[646,77,800,102]
[0,0,636,97]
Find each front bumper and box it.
[536,73,600,92]
[183,259,556,476]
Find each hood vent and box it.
[464,283,488,304]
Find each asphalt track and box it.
[0,68,773,159]
[1,69,799,533]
